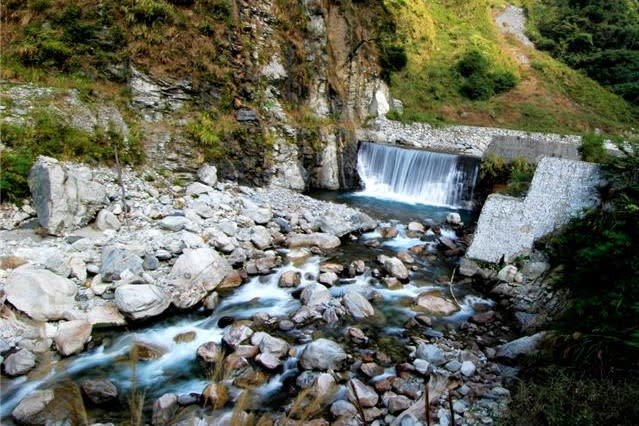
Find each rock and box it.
[81,379,118,404]
[415,343,446,366]
[279,270,301,287]
[378,255,409,280]
[132,341,168,360]
[380,226,399,239]
[177,393,201,406]
[497,332,546,360]
[299,338,347,370]
[301,283,331,306]
[497,265,519,283]
[66,256,87,281]
[222,324,254,349]
[186,182,214,196]
[143,254,160,271]
[459,258,480,277]
[250,226,272,250]
[251,332,289,358]
[218,270,243,290]
[173,331,196,343]
[244,206,272,225]
[521,261,550,280]
[256,352,281,369]
[5,267,77,321]
[0,256,27,270]
[397,251,414,264]
[152,393,178,426]
[55,320,92,356]
[447,212,462,225]
[245,251,280,275]
[348,260,366,276]
[386,394,412,414]
[320,262,344,274]
[331,400,358,418]
[197,164,218,186]
[201,383,228,409]
[203,292,219,310]
[3,349,37,376]
[12,389,55,425]
[318,271,339,286]
[413,359,432,375]
[415,291,459,316]
[95,209,121,231]
[100,247,143,282]
[445,360,461,372]
[115,284,171,320]
[286,233,341,250]
[470,310,496,325]
[318,213,353,237]
[383,277,402,289]
[169,247,231,308]
[407,222,425,233]
[342,291,375,319]
[29,156,108,235]
[236,108,258,122]
[197,342,222,363]
[204,227,236,253]
[439,236,458,251]
[159,215,191,232]
[347,378,378,408]
[461,360,476,377]
[360,362,384,377]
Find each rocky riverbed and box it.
[0,157,548,425]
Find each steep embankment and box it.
[386,0,637,134]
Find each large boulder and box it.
[347,378,378,408]
[28,156,109,235]
[415,291,459,316]
[12,390,56,425]
[497,332,547,360]
[80,379,118,404]
[300,283,332,306]
[3,349,37,376]
[378,255,409,280]
[198,164,218,187]
[299,338,347,370]
[114,284,171,320]
[54,320,92,356]
[169,248,231,308]
[342,291,375,319]
[5,267,77,321]
[286,233,341,250]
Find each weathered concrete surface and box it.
[467,157,601,263]
[484,136,580,163]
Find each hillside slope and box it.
[385,0,637,134]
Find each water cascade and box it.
[356,142,480,208]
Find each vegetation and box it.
[525,0,639,106]
[384,0,637,134]
[506,139,639,424]
[479,154,536,197]
[457,49,518,100]
[0,109,143,204]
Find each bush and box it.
[129,0,175,25]
[492,70,518,93]
[456,50,489,77]
[460,72,494,100]
[580,133,608,163]
[379,44,408,80]
[0,149,34,205]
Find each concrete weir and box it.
[467,157,602,263]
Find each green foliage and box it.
[527,0,639,106]
[127,0,176,25]
[0,110,144,204]
[479,154,535,197]
[379,44,408,80]
[455,50,518,100]
[187,112,227,160]
[504,366,639,426]
[580,133,608,163]
[545,138,639,369]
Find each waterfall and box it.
[356,142,479,208]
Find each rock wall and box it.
[466,157,601,263]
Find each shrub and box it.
[460,72,494,100]
[492,70,518,93]
[0,149,34,205]
[379,44,408,80]
[580,133,608,163]
[129,0,175,25]
[456,50,489,77]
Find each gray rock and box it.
[342,291,375,319]
[3,349,37,376]
[387,394,412,414]
[378,255,409,280]
[445,360,462,372]
[415,343,446,366]
[244,204,272,225]
[251,332,289,358]
[250,226,272,250]
[348,260,366,276]
[347,378,378,408]
[114,284,171,320]
[5,267,77,321]
[407,222,425,233]
[301,283,331,306]
[222,324,254,349]
[446,212,462,225]
[12,389,55,425]
[66,256,87,281]
[497,265,519,283]
[28,156,108,235]
[203,292,219,310]
[331,400,358,418]
[460,360,476,377]
[318,271,339,286]
[245,251,279,275]
[143,254,160,271]
[81,379,118,404]
[159,216,191,232]
[186,182,214,196]
[497,332,546,360]
[197,164,218,186]
[459,258,480,277]
[256,352,281,369]
[299,338,347,370]
[236,108,258,122]
[169,247,231,308]
[152,393,178,426]
[415,292,459,316]
[95,209,121,231]
[55,320,92,356]
[100,247,143,282]
[286,233,341,249]
[197,341,222,363]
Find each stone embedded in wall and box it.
[484,135,580,163]
[129,67,191,122]
[467,157,601,263]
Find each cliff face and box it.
[1,0,393,191]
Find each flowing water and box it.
[1,142,492,423]
[356,141,480,209]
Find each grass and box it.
[385,0,638,135]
